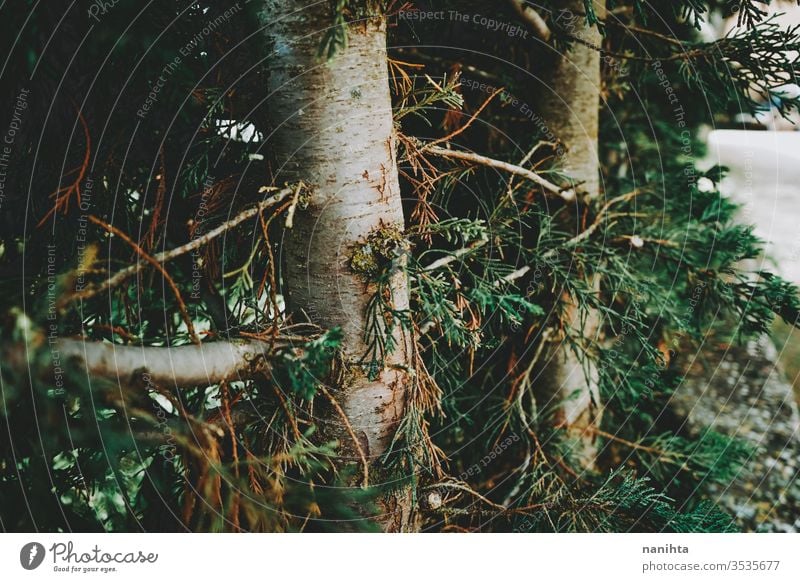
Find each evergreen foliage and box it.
[1,0,798,532]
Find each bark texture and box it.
[52,338,272,387]
[538,0,603,201]
[536,0,606,461]
[261,2,413,529]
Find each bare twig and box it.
[424,481,553,516]
[424,86,505,149]
[37,109,91,227]
[258,199,292,342]
[424,145,576,202]
[271,383,302,441]
[421,239,488,272]
[566,31,703,63]
[576,425,679,461]
[88,215,201,344]
[283,181,307,230]
[542,189,641,259]
[425,481,510,511]
[64,186,296,305]
[392,48,502,83]
[498,265,531,285]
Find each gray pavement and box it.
[668,130,800,531]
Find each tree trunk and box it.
[261,2,414,530]
[540,1,604,201]
[536,0,606,466]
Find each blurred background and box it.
[674,0,800,531]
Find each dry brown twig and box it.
[88,215,201,344]
[387,57,425,97]
[422,86,505,150]
[63,185,297,306]
[144,148,168,252]
[396,132,444,234]
[37,109,92,227]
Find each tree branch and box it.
[64,186,296,306]
[55,338,278,388]
[421,239,488,272]
[87,215,201,345]
[424,145,576,202]
[542,189,640,259]
[497,190,642,286]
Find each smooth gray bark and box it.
[53,338,273,387]
[538,1,603,202]
[261,2,414,529]
[536,0,605,459]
